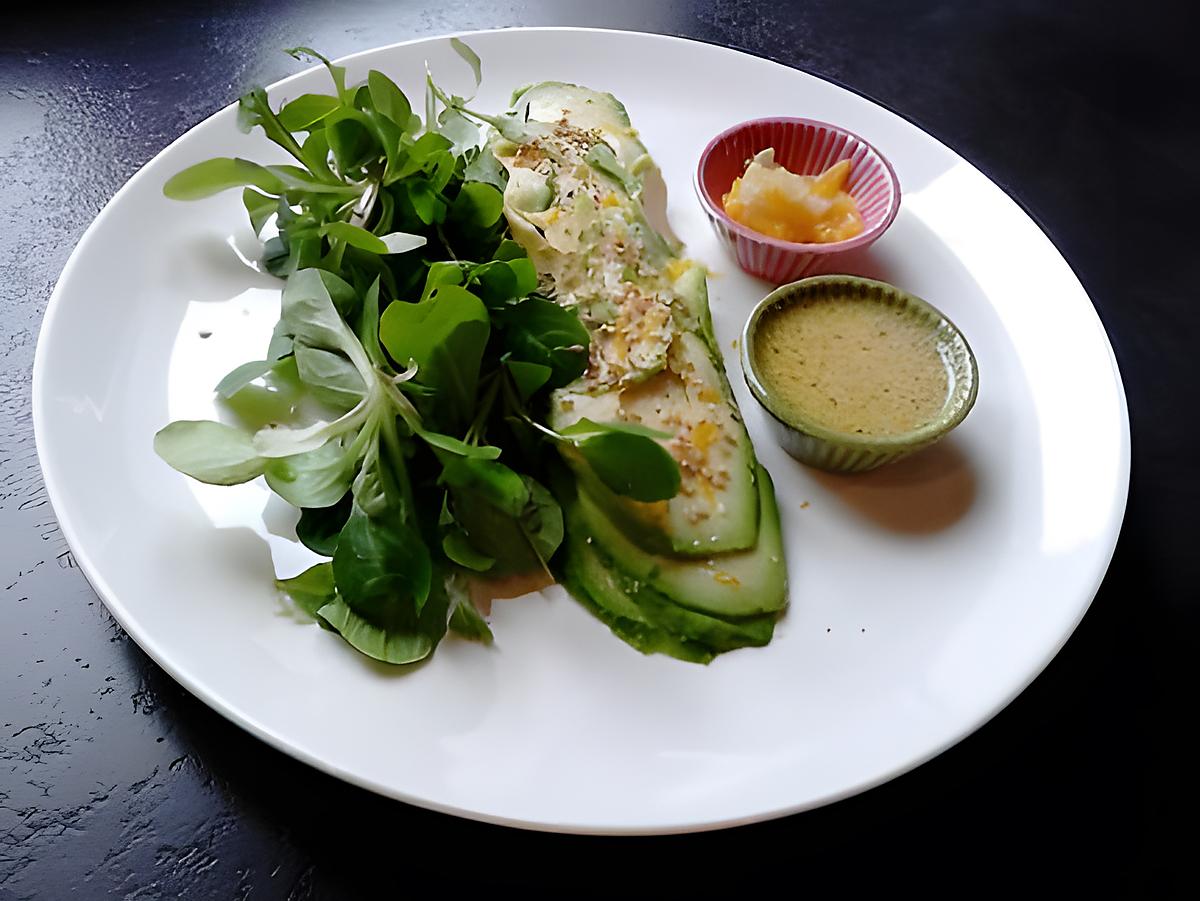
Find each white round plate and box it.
[32,28,1129,834]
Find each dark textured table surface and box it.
[2,1,1194,896]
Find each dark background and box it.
[1,1,1195,896]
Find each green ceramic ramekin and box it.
[740,275,979,473]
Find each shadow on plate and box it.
[171,229,279,303]
[807,438,976,534]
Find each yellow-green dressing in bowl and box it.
[753,296,950,437]
[741,276,978,472]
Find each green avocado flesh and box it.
[559,480,778,661]
[494,81,789,659]
[578,464,787,618]
[550,330,760,555]
[559,531,718,665]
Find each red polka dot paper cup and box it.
[695,117,901,284]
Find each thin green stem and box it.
[464,371,501,445]
[435,223,460,262]
[377,406,417,518]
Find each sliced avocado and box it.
[509,82,685,260]
[559,480,776,657]
[551,332,760,556]
[670,264,716,351]
[494,82,697,321]
[615,576,775,652]
[577,464,787,618]
[559,524,715,664]
[494,84,761,556]
[589,543,776,652]
[492,81,788,622]
[494,81,682,290]
[510,82,643,171]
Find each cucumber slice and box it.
[578,465,787,618]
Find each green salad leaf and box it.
[264,437,355,509]
[154,420,266,485]
[163,157,284,200]
[276,563,337,617]
[334,505,432,620]
[296,495,352,556]
[498,296,590,389]
[317,594,447,665]
[446,572,493,644]
[379,285,491,431]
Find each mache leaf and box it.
[300,130,336,182]
[367,70,413,129]
[292,341,366,409]
[154,420,265,485]
[379,285,491,430]
[439,458,528,517]
[585,142,640,196]
[296,493,353,556]
[414,429,502,460]
[280,268,372,377]
[277,93,341,131]
[450,181,504,228]
[276,563,337,618]
[250,402,367,458]
[317,599,439,664]
[442,530,496,572]
[333,505,433,622]
[403,178,445,225]
[506,359,551,402]
[378,232,428,254]
[284,46,349,100]
[463,144,507,189]
[323,108,378,174]
[264,437,355,508]
[518,476,564,564]
[499,296,589,389]
[447,576,494,644]
[163,157,284,200]
[214,359,278,399]
[321,221,390,253]
[443,468,562,575]
[449,37,483,94]
[566,424,680,503]
[420,261,465,302]
[558,417,672,441]
[242,188,278,235]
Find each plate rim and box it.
[30,25,1132,834]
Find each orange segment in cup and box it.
[722,149,865,244]
[695,118,901,284]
